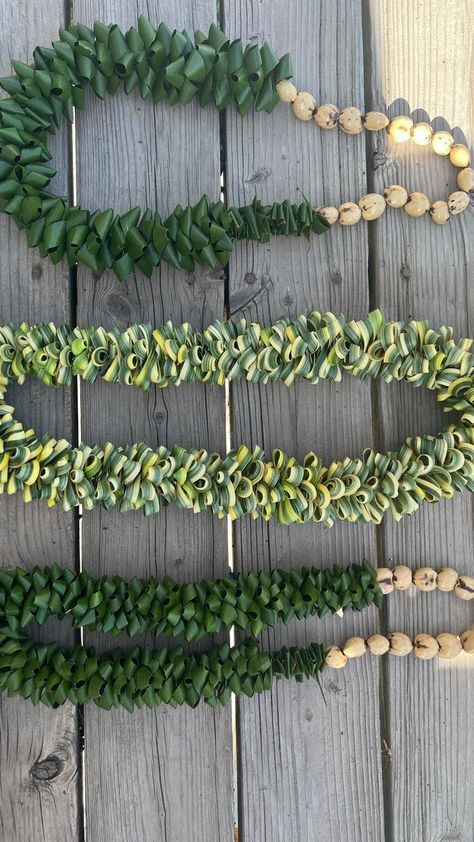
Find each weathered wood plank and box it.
[0,4,81,841]
[224,2,384,840]
[73,2,233,840]
[365,1,474,839]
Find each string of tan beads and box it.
[375,566,474,599]
[276,81,473,228]
[325,628,474,668]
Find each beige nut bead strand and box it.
[276,79,297,103]
[388,632,413,656]
[367,634,390,656]
[292,91,316,121]
[413,567,438,591]
[436,633,462,660]
[314,103,339,129]
[325,645,347,669]
[387,115,413,143]
[338,202,362,225]
[392,565,413,590]
[437,567,458,592]
[457,167,474,192]
[343,637,367,659]
[448,191,470,215]
[317,206,339,225]
[404,192,430,218]
[358,193,386,220]
[432,130,454,156]
[339,107,363,134]
[449,143,471,168]
[384,184,409,208]
[454,575,474,601]
[376,567,394,594]
[411,122,433,146]
[414,634,439,660]
[363,111,389,131]
[430,200,450,225]
[460,629,474,655]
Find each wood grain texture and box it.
[0,4,81,841]
[365,1,474,840]
[224,2,384,840]
[73,1,234,840]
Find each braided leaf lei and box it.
[1,309,474,525]
[0,18,329,281]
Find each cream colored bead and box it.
[449,143,470,168]
[387,115,413,143]
[363,111,389,131]
[413,567,438,591]
[454,575,474,601]
[292,91,316,121]
[404,192,430,218]
[460,629,474,655]
[410,122,433,146]
[325,645,347,669]
[432,130,454,156]
[388,632,413,656]
[342,637,367,659]
[317,206,339,224]
[436,633,462,660]
[276,79,297,103]
[338,202,362,225]
[314,103,339,129]
[338,107,363,134]
[436,567,458,592]
[358,193,386,220]
[430,200,450,225]
[367,634,390,656]
[384,184,409,208]
[447,191,470,215]
[376,567,394,595]
[414,634,439,660]
[392,565,413,590]
[457,167,474,192]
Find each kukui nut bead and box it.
[436,633,462,660]
[314,103,339,129]
[432,130,454,156]
[414,634,439,660]
[404,192,430,218]
[449,143,470,168]
[376,567,394,594]
[454,575,474,600]
[358,193,386,220]
[388,632,413,656]
[392,565,413,590]
[430,200,450,225]
[460,629,474,655]
[338,202,362,225]
[292,91,316,121]
[343,637,367,659]
[413,567,438,591]
[447,191,470,215]
[325,645,347,669]
[384,184,409,208]
[436,567,458,592]
[457,167,474,192]
[367,634,390,656]
[317,206,339,224]
[411,122,433,146]
[364,111,389,131]
[339,107,363,134]
[276,79,298,103]
[387,115,413,143]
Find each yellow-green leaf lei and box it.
[0,17,329,281]
[1,309,474,525]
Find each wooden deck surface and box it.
[0,1,473,840]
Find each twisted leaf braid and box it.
[1,310,474,524]
[0,560,380,642]
[0,18,328,279]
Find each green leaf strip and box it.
[0,560,381,642]
[0,18,329,279]
[0,309,473,524]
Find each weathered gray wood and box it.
[73,2,233,840]
[0,4,81,841]
[225,2,384,840]
[366,2,474,840]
